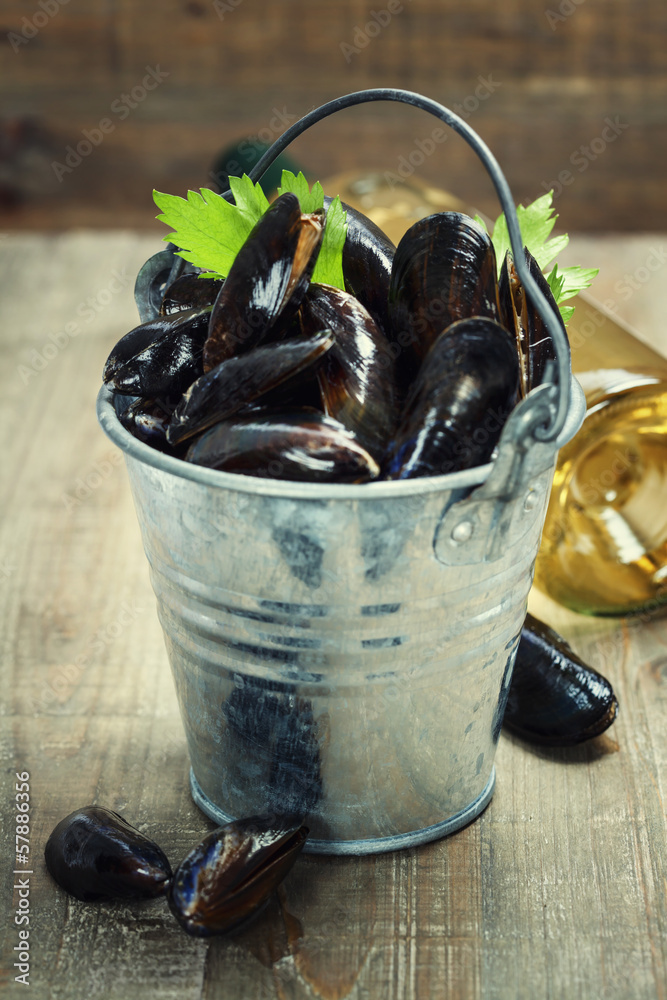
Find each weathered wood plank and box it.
[0,0,665,230]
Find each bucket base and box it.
[189,767,496,855]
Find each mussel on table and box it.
[186,410,380,483]
[168,816,308,937]
[44,806,172,902]
[383,317,519,479]
[167,330,334,445]
[203,193,324,372]
[503,613,618,746]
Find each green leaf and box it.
[153,186,264,278]
[487,190,571,274]
[312,194,347,289]
[278,170,348,290]
[485,191,598,326]
[154,171,348,290]
[551,263,599,303]
[278,170,324,214]
[546,264,566,303]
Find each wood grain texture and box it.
[0,234,666,998]
[0,0,665,231]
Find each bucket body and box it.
[98,379,584,853]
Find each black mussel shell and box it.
[503,613,618,746]
[103,307,208,384]
[186,410,380,483]
[167,330,334,445]
[120,394,185,453]
[168,816,308,937]
[203,193,324,372]
[134,249,181,323]
[44,806,172,902]
[499,247,570,396]
[325,197,396,337]
[110,308,211,397]
[301,283,397,460]
[383,317,519,479]
[388,212,501,384]
[160,273,223,315]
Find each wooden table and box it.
[1,233,666,999]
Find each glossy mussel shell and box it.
[167,330,334,445]
[44,806,172,902]
[325,197,396,337]
[160,273,223,315]
[104,306,210,396]
[302,283,397,460]
[383,317,519,479]
[203,193,324,372]
[186,410,380,483]
[503,613,618,746]
[388,212,500,378]
[499,247,569,395]
[168,816,308,937]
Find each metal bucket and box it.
[98,377,584,853]
[97,88,586,853]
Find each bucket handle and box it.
[230,88,571,444]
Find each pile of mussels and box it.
[104,193,564,481]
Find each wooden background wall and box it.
[1,0,665,231]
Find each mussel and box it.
[301,283,397,460]
[168,816,308,937]
[388,212,501,381]
[383,317,519,479]
[326,196,396,336]
[103,307,208,385]
[499,247,568,395]
[503,613,618,746]
[120,394,184,453]
[160,273,223,315]
[186,410,380,483]
[203,193,324,372]
[109,308,211,397]
[167,330,334,445]
[44,806,172,902]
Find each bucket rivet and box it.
[451,520,474,543]
[524,491,539,512]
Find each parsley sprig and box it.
[475,191,598,324]
[153,171,348,290]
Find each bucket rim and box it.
[96,375,584,501]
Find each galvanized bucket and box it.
[97,89,585,854]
